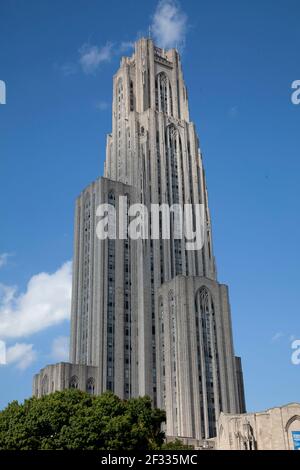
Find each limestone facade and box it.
[33,38,245,440]
[33,363,98,397]
[217,403,300,450]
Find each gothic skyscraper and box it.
[33,38,245,441]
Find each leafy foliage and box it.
[0,390,166,450]
[161,438,193,450]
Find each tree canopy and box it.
[0,390,167,450]
[161,438,193,450]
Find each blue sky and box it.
[0,0,299,412]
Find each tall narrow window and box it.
[117,78,123,177]
[130,80,134,111]
[124,195,131,399]
[195,287,220,438]
[155,72,173,115]
[166,124,182,276]
[159,297,166,407]
[80,191,91,363]
[107,191,116,392]
[169,291,178,434]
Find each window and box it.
[86,377,95,395]
[69,375,79,389]
[130,80,134,111]
[195,286,220,438]
[155,72,173,115]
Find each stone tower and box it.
[33,38,245,441]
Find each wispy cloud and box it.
[228,106,239,119]
[271,331,284,343]
[51,336,69,362]
[95,100,109,111]
[119,41,134,53]
[151,0,188,49]
[61,2,189,78]
[0,253,10,268]
[6,343,37,370]
[62,2,188,79]
[0,261,72,339]
[60,62,78,76]
[79,42,114,74]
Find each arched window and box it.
[108,191,115,204]
[197,286,211,315]
[195,287,214,363]
[285,414,300,431]
[285,414,300,449]
[195,286,220,438]
[155,72,173,115]
[86,377,95,395]
[69,375,79,389]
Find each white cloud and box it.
[79,42,114,74]
[151,0,188,49]
[0,261,72,339]
[0,253,10,268]
[62,38,132,78]
[6,343,37,370]
[51,336,69,362]
[67,3,188,78]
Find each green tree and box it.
[0,390,166,450]
[161,438,193,450]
